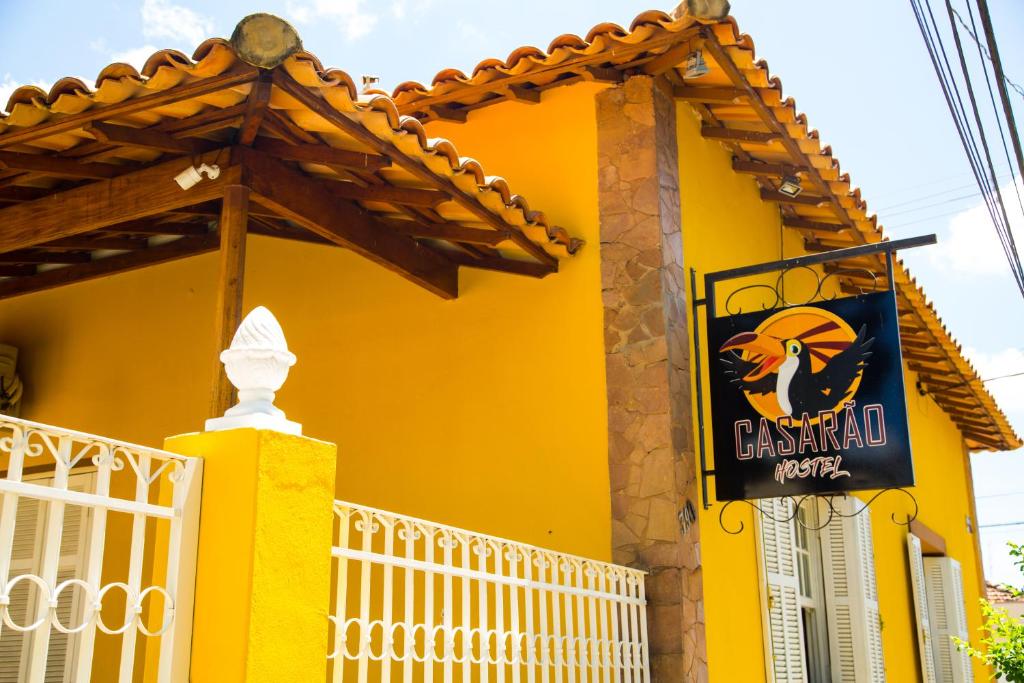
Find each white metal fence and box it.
[0,416,202,683]
[329,501,650,683]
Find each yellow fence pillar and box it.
[164,306,337,682]
[164,428,337,682]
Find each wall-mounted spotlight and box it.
[174,163,221,190]
[683,50,710,79]
[778,174,803,198]
[362,75,380,91]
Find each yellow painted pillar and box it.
[164,427,337,682]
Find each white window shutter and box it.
[0,475,91,683]
[819,496,886,682]
[0,496,42,683]
[758,497,807,683]
[907,534,937,683]
[923,557,974,683]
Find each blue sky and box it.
[1,0,1023,582]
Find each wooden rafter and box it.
[271,70,555,269]
[388,223,507,245]
[237,78,272,146]
[251,137,390,171]
[0,151,121,179]
[0,151,236,253]
[85,122,214,155]
[701,126,779,144]
[238,146,458,298]
[0,235,219,300]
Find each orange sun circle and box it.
[736,306,863,423]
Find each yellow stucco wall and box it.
[0,84,611,562]
[676,100,990,682]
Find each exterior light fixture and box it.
[683,50,710,79]
[174,163,221,190]
[362,75,380,90]
[778,174,803,198]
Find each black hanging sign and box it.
[707,290,914,501]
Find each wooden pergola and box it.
[0,15,581,415]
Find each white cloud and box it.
[110,45,160,70]
[0,74,53,112]
[141,0,214,47]
[930,176,1024,276]
[964,346,1024,416]
[285,0,378,40]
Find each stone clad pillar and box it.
[596,76,706,682]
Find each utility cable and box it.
[909,0,1024,296]
[943,0,1022,292]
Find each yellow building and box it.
[0,4,1018,683]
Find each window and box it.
[907,533,975,683]
[794,505,831,683]
[0,472,93,683]
[760,496,885,683]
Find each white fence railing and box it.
[0,416,202,683]
[329,501,650,683]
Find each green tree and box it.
[956,542,1024,682]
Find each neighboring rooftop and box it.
[987,582,1024,603]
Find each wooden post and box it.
[210,185,249,418]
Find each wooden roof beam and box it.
[760,189,831,206]
[238,146,458,299]
[0,149,238,253]
[0,235,218,301]
[783,217,848,233]
[0,150,122,179]
[272,69,557,269]
[389,223,508,246]
[251,137,390,172]
[0,251,92,265]
[447,252,555,278]
[0,265,36,277]
[323,181,448,208]
[675,86,748,104]
[85,122,214,155]
[35,236,146,251]
[0,69,257,149]
[733,159,809,176]
[505,85,541,104]
[702,126,779,144]
[0,186,52,202]
[103,220,210,236]
[237,78,272,146]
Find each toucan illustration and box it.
[719,321,875,416]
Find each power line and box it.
[942,0,1024,295]
[959,2,1024,225]
[909,0,1024,298]
[949,6,1024,99]
[974,0,1024,205]
[979,521,1024,529]
[977,491,1024,499]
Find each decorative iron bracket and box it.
[689,234,936,515]
[716,488,919,535]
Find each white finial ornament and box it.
[205,306,302,435]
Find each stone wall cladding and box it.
[596,75,707,683]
